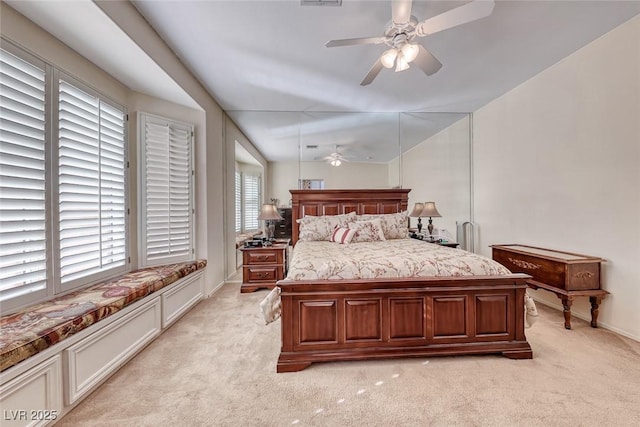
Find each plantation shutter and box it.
[0,48,48,302]
[58,78,126,285]
[235,171,242,233]
[243,174,260,231]
[140,113,193,265]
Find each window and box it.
[58,76,127,288]
[0,42,128,312]
[235,170,241,233]
[0,46,49,307]
[242,173,260,231]
[139,112,194,266]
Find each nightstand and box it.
[240,240,289,293]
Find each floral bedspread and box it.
[286,239,511,280]
[261,240,538,327]
[0,260,207,372]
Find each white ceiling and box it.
[7,1,640,163]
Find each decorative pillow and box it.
[297,212,356,241]
[356,211,409,239]
[330,227,356,244]
[348,219,386,242]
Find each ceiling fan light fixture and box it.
[330,158,342,167]
[401,43,419,63]
[395,53,410,72]
[380,48,398,69]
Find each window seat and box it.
[0,260,207,373]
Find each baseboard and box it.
[531,298,640,342]
[206,280,225,298]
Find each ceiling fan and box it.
[325,0,495,86]
[317,145,349,167]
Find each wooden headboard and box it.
[289,188,410,245]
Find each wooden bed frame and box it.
[276,189,532,373]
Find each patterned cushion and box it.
[297,212,356,241]
[349,219,386,242]
[330,227,356,244]
[0,260,207,373]
[357,211,409,239]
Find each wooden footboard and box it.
[277,274,532,372]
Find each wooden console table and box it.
[491,244,608,330]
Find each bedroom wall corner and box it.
[472,15,640,340]
[96,0,227,296]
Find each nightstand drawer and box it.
[243,266,283,283]
[244,250,280,265]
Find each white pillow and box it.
[297,212,356,241]
[348,219,386,242]
[356,211,409,239]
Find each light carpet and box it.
[57,282,640,427]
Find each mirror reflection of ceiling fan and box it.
[316,145,350,167]
[325,0,495,86]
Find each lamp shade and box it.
[401,43,419,63]
[408,202,425,217]
[395,53,410,72]
[421,202,441,218]
[257,204,283,221]
[381,48,398,69]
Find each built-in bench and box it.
[0,260,207,425]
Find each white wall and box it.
[401,117,472,237]
[269,161,299,208]
[473,15,640,340]
[225,117,268,276]
[95,1,229,295]
[269,161,390,205]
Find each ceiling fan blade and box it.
[413,45,442,76]
[360,58,385,86]
[325,36,387,48]
[392,0,413,25]
[415,0,495,37]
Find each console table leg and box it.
[589,296,603,328]
[561,297,573,330]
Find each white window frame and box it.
[235,170,242,233]
[54,71,129,293]
[0,42,52,311]
[242,172,261,232]
[137,112,195,267]
[0,40,129,312]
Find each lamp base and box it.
[417,218,422,234]
[427,219,434,236]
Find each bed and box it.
[270,189,533,373]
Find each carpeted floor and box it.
[57,282,640,427]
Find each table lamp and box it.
[408,202,425,233]
[257,203,283,241]
[421,201,441,236]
